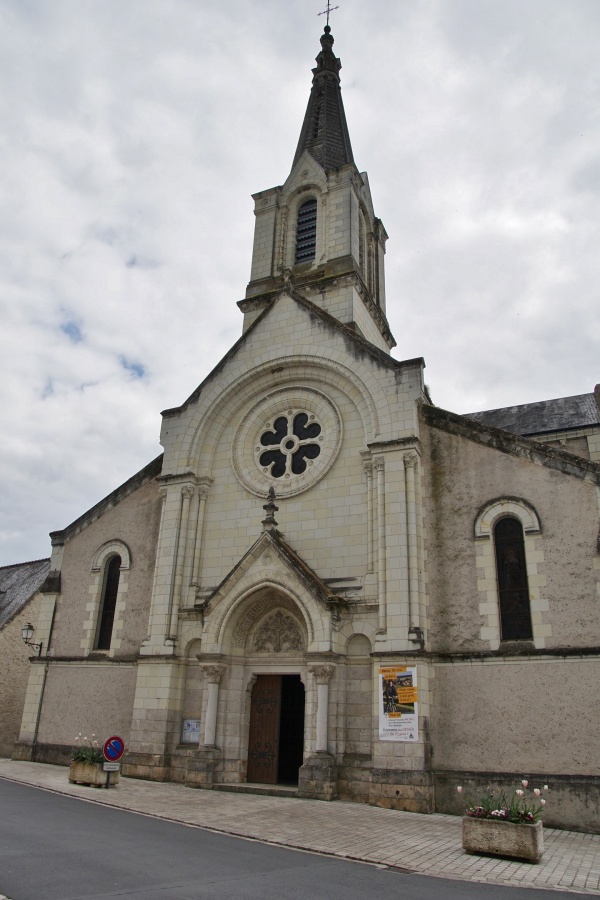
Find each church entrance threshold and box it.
[247,674,305,785]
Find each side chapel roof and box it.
[466,387,600,437]
[0,558,50,628]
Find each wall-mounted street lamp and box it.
[408,626,425,651]
[21,622,42,656]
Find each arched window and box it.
[494,517,533,641]
[96,555,121,650]
[295,198,317,264]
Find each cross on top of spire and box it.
[318,2,339,28]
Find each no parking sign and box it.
[103,735,125,762]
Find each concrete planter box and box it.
[68,762,119,788]
[462,817,543,862]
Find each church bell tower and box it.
[239,25,396,353]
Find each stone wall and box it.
[420,408,600,831]
[0,595,42,757]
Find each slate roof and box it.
[293,26,354,172]
[466,391,600,437]
[0,558,50,629]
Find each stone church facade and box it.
[15,27,600,832]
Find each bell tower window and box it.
[295,199,317,264]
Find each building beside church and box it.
[0,558,50,757]
[14,26,600,832]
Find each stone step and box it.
[212,782,299,799]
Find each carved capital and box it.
[372,455,385,473]
[197,476,213,499]
[308,664,336,684]
[158,487,168,503]
[403,451,419,471]
[362,457,373,476]
[199,664,226,685]
[181,485,195,500]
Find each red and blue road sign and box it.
[103,735,125,762]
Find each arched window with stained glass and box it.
[95,555,121,650]
[493,516,533,641]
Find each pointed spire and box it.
[293,26,354,172]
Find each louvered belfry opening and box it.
[295,198,317,263]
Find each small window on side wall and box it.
[96,555,121,650]
[295,198,317,264]
[494,517,533,641]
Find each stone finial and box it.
[261,487,279,532]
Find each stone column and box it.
[309,664,336,753]
[191,480,212,590]
[200,664,226,748]
[404,451,420,631]
[169,485,194,639]
[298,664,337,801]
[142,487,168,649]
[373,456,387,632]
[362,457,374,574]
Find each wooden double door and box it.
[247,674,305,785]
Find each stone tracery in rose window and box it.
[258,411,322,478]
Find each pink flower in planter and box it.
[521,780,528,788]
[457,786,463,794]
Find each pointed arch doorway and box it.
[247,674,305,785]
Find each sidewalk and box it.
[1,759,599,895]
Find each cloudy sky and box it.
[1,0,599,565]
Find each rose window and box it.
[258,412,322,478]
[233,389,342,498]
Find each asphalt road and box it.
[0,779,580,900]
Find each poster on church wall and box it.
[181,718,201,744]
[378,665,419,742]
